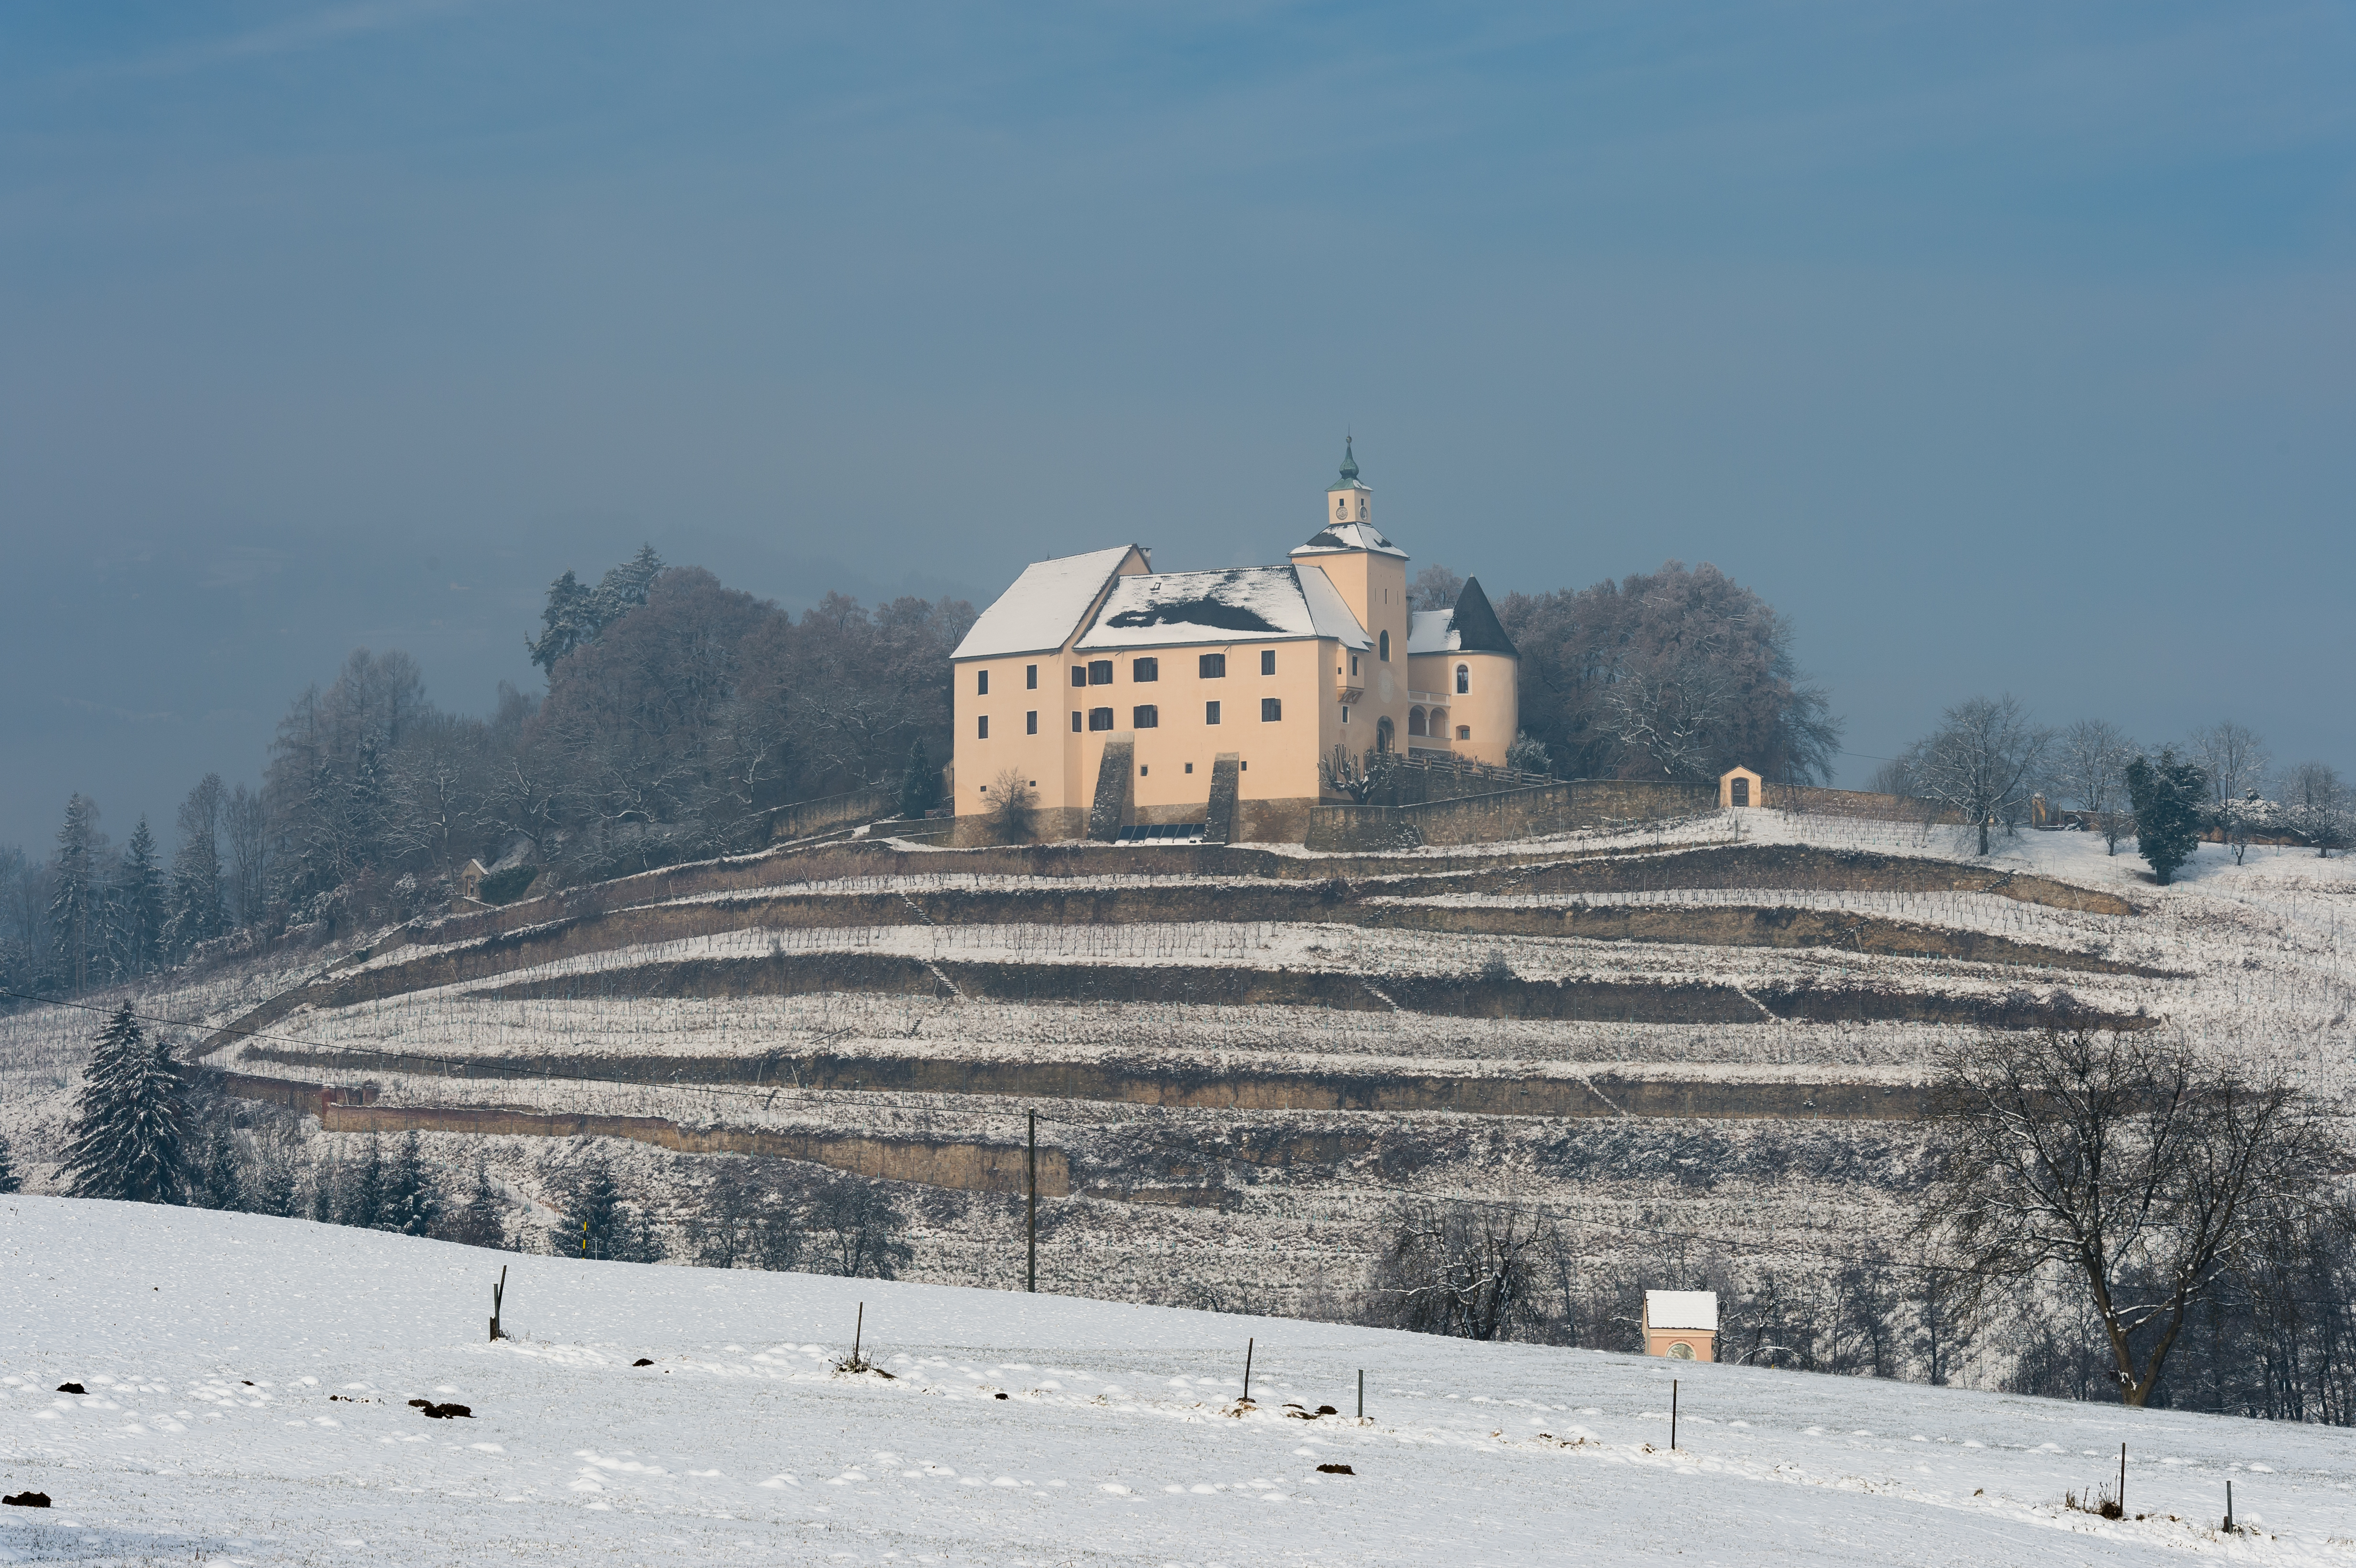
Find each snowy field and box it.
[4,1196,2354,1568]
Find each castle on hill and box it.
[949,442,1520,842]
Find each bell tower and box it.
[1326,436,1372,528]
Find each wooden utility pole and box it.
[1026,1111,1038,1294]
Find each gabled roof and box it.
[1074,564,1370,651]
[1406,576,1517,656]
[1293,520,1407,559]
[1644,1290,1718,1331]
[952,545,1139,660]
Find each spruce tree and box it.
[113,817,166,979]
[338,1135,387,1229]
[378,1132,443,1236]
[553,1156,664,1262]
[899,738,939,818]
[185,1119,246,1211]
[49,795,104,993]
[63,1003,189,1204]
[164,776,228,961]
[441,1158,510,1249]
[0,1132,23,1194]
[2127,747,2206,886]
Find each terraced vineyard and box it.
[100,807,2341,1318]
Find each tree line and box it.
[0,547,975,1001]
[43,999,916,1277]
[1875,698,2349,877]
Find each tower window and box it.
[1259,649,1275,675]
[1205,700,1221,725]
[1199,653,1226,679]
[1088,708,1114,731]
[1350,653,1359,676]
[1456,664,1469,694]
[1132,705,1159,729]
[1379,630,1389,662]
[1025,710,1038,735]
[1133,657,1158,683]
[977,669,989,695]
[977,716,989,739]
[1026,664,1038,690]
[1261,697,1282,722]
[1088,661,1113,686]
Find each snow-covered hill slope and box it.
[3,1197,2351,1566]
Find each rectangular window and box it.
[1088,661,1113,686]
[977,669,989,695]
[1025,710,1038,735]
[977,715,990,739]
[1139,764,1148,777]
[1089,707,1114,731]
[1072,711,1083,732]
[1133,657,1158,683]
[1026,664,1038,690]
[1350,654,1359,676]
[1185,762,1193,774]
[1198,653,1225,679]
[1132,705,1159,729]
[1071,665,1087,688]
[1260,649,1276,675]
[1205,700,1221,725]
[1342,705,1350,722]
[1261,697,1282,722]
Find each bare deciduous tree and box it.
[1898,694,2055,857]
[1375,1197,1561,1341]
[2190,721,2269,810]
[2282,761,2350,858]
[1918,1028,2347,1407]
[2056,719,2138,855]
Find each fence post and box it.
[1026,1111,1038,1294]
[1357,1369,1363,1420]
[1670,1379,1678,1450]
[489,1265,506,1342]
[1242,1338,1254,1404]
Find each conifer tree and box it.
[2127,747,2206,886]
[338,1135,388,1229]
[164,775,228,960]
[185,1119,246,1211]
[899,738,939,818]
[63,1003,189,1204]
[552,1156,664,1262]
[0,1131,23,1194]
[378,1132,443,1236]
[49,795,104,993]
[113,817,166,979]
[441,1158,511,1249]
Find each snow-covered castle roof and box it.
[1076,565,1370,652]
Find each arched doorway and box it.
[1376,717,1395,753]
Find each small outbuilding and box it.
[452,858,489,914]
[1642,1290,1719,1362]
[1718,765,1762,809]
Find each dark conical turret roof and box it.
[1448,577,1516,656]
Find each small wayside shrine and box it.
[1642,1290,1719,1361]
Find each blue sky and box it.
[2,1,2351,849]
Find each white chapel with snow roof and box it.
[948,442,1520,844]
